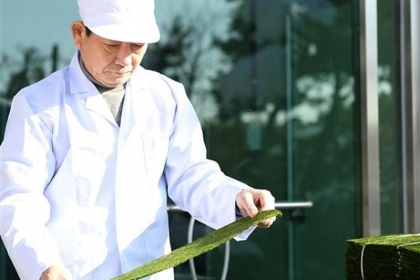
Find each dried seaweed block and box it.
[346,234,420,280]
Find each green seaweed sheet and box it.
[346,234,420,280]
[112,209,281,280]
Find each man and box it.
[0,0,276,279]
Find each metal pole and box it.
[400,0,420,233]
[410,0,420,233]
[167,201,313,213]
[358,0,381,237]
[285,12,296,280]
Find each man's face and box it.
[71,21,148,87]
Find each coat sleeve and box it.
[0,93,64,280]
[163,80,254,240]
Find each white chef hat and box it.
[78,0,160,43]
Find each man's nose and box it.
[115,43,133,66]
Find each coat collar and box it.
[69,51,93,94]
[67,51,150,128]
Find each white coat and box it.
[0,52,251,280]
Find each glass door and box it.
[0,0,369,279]
[154,0,361,279]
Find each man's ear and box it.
[71,21,86,48]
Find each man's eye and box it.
[104,43,120,49]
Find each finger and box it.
[40,266,73,280]
[237,190,259,218]
[254,190,276,227]
[257,190,275,211]
[257,216,276,228]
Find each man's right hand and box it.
[40,265,73,280]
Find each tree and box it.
[3,47,46,100]
[144,3,235,126]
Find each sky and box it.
[0,0,235,92]
[3,1,143,60]
[1,0,233,60]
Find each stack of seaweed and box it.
[346,234,420,280]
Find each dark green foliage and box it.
[3,47,46,100]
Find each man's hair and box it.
[85,25,92,36]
